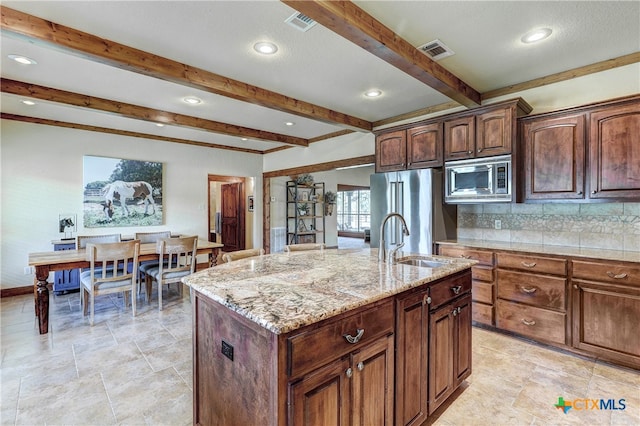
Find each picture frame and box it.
[58,213,77,239]
[248,195,254,212]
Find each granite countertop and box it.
[183,248,476,335]
[437,239,640,263]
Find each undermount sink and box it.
[396,257,448,268]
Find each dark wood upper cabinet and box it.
[523,114,586,200]
[407,123,443,169]
[589,101,640,199]
[519,94,639,202]
[375,130,406,172]
[443,115,475,161]
[476,106,513,157]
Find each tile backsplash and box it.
[457,202,640,252]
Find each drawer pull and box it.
[357,362,364,371]
[346,368,353,378]
[451,285,462,295]
[344,328,365,344]
[521,319,536,326]
[606,271,628,279]
[521,286,537,294]
[521,262,537,268]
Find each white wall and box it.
[1,121,263,289]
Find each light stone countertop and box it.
[437,239,640,263]
[183,248,476,334]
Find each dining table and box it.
[28,239,223,334]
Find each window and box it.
[336,186,370,237]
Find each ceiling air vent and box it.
[285,12,317,32]
[417,39,455,61]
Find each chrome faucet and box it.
[378,212,410,263]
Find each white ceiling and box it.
[2,1,639,153]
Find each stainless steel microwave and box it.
[444,154,512,203]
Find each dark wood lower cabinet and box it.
[429,293,472,414]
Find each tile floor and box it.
[1,287,639,425]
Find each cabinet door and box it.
[572,279,640,369]
[589,102,640,199]
[444,116,475,161]
[476,107,512,157]
[351,334,395,426]
[453,294,472,386]
[376,130,406,172]
[523,114,586,200]
[289,357,351,426]
[428,302,454,414]
[407,123,443,169]
[395,291,429,426]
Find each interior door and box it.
[221,182,245,252]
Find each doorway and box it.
[208,174,250,253]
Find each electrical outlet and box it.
[23,266,33,275]
[270,196,276,202]
[221,340,234,361]
[494,219,502,230]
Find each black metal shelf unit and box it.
[286,181,325,245]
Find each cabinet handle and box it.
[423,295,431,306]
[606,271,628,279]
[346,368,353,378]
[357,362,364,371]
[467,150,473,154]
[573,284,579,290]
[591,190,597,194]
[521,319,536,326]
[577,191,583,195]
[478,148,483,152]
[344,328,365,344]
[457,306,462,314]
[459,255,471,259]
[521,261,537,268]
[453,309,458,317]
[451,285,462,295]
[521,286,537,294]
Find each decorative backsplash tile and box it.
[457,202,640,252]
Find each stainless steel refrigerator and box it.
[370,169,457,255]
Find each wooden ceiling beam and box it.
[1,113,266,154]
[0,6,372,132]
[1,79,309,147]
[282,0,481,108]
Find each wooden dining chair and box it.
[135,231,172,296]
[222,248,265,263]
[76,233,121,249]
[284,243,325,252]
[143,236,198,311]
[80,240,140,326]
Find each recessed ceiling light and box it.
[183,96,202,105]
[241,138,248,141]
[364,89,382,98]
[8,54,37,65]
[285,121,295,126]
[21,100,36,106]
[156,123,165,127]
[254,41,278,55]
[521,28,552,44]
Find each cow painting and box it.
[102,181,156,220]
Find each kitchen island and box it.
[183,248,476,425]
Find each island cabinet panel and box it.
[192,293,278,426]
[428,293,472,414]
[589,101,640,199]
[522,114,586,200]
[572,259,640,369]
[395,290,430,426]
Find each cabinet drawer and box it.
[439,246,494,267]
[472,281,494,304]
[572,260,640,286]
[287,300,394,378]
[430,273,472,309]
[472,266,493,282]
[496,300,566,345]
[472,302,494,326]
[497,253,566,276]
[497,270,567,311]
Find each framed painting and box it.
[83,155,163,228]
